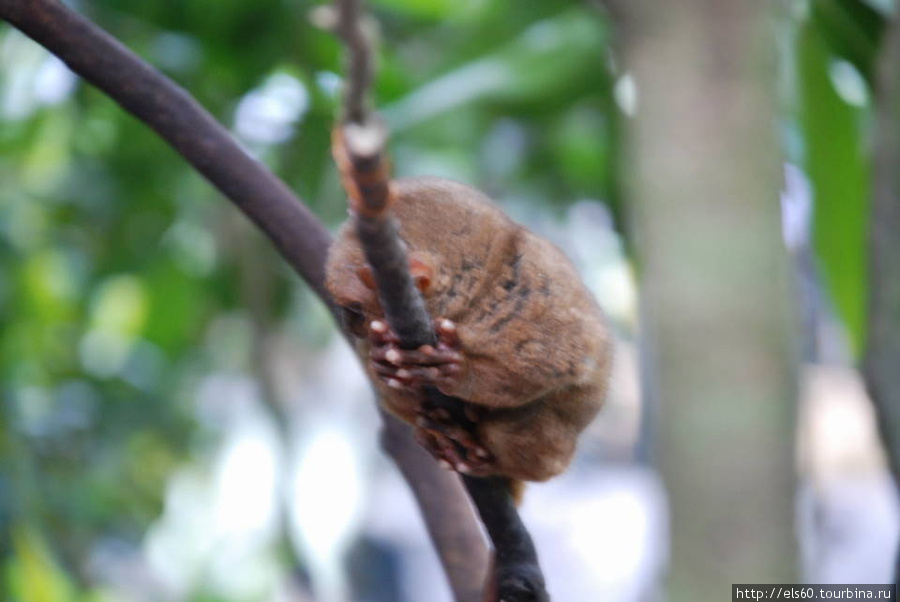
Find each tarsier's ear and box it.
[356,266,377,290]
[356,259,432,293]
[409,257,433,294]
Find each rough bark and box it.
[621,1,799,598]
[863,15,900,582]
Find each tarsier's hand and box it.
[367,317,464,392]
[367,317,495,475]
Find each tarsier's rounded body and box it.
[326,177,612,485]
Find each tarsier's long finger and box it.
[395,366,465,385]
[369,359,460,393]
[441,441,494,475]
[458,460,495,477]
[433,436,470,472]
[414,429,454,470]
[417,416,474,444]
[418,416,492,460]
[372,373,417,392]
[423,407,453,422]
[415,428,466,472]
[367,320,400,346]
[434,317,462,349]
[395,367,441,383]
[415,423,495,475]
[370,360,410,380]
[370,344,462,367]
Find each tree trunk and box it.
[622,1,799,598]
[863,14,900,582]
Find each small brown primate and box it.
[326,176,612,489]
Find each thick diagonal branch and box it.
[0,0,486,598]
[1,0,332,301]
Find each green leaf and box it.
[810,0,887,86]
[7,526,76,602]
[371,0,487,20]
[798,19,870,354]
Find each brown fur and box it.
[326,176,612,484]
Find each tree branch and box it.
[334,0,376,126]
[1,0,332,301]
[379,417,489,602]
[0,0,486,598]
[329,1,548,600]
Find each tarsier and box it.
[326,176,612,494]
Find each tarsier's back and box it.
[326,176,612,483]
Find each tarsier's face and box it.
[333,265,381,338]
[338,296,379,339]
[339,304,370,338]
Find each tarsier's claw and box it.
[435,317,461,348]
[418,416,478,447]
[368,320,399,348]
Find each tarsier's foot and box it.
[367,317,464,392]
[414,409,495,476]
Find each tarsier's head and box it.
[325,225,435,338]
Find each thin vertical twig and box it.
[335,0,375,125]
[328,0,549,599]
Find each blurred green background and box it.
[0,0,896,600]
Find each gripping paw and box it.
[367,318,492,475]
[414,407,495,476]
[367,317,464,392]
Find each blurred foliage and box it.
[0,0,892,598]
[0,0,618,599]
